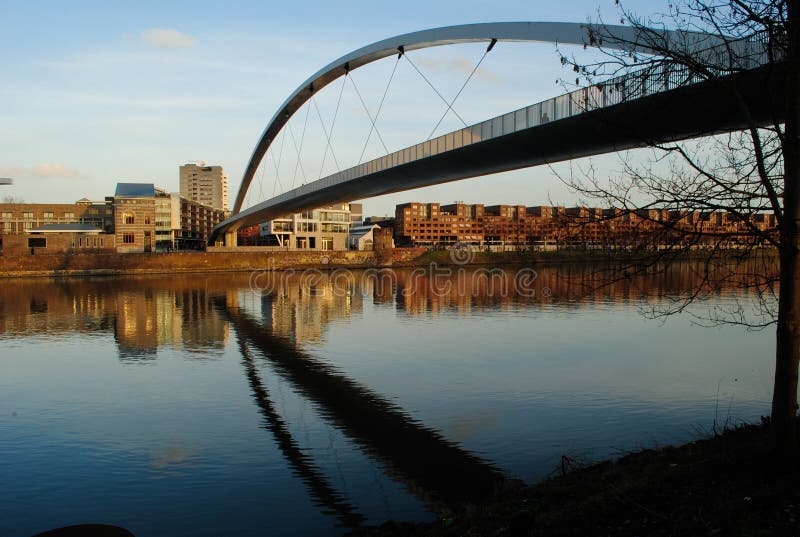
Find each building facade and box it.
[179,163,229,212]
[2,224,116,256]
[113,183,227,253]
[0,199,114,255]
[258,204,353,250]
[395,202,779,249]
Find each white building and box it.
[179,162,229,212]
[259,204,352,250]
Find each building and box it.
[363,216,395,228]
[0,199,113,255]
[2,223,116,256]
[259,204,353,250]
[179,162,229,212]
[348,224,382,250]
[395,201,779,249]
[113,183,158,253]
[179,196,227,249]
[114,182,227,253]
[349,203,363,226]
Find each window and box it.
[64,212,75,219]
[321,237,334,251]
[1,212,11,219]
[124,213,135,225]
[28,237,46,248]
[123,233,135,244]
[144,215,151,225]
[43,212,54,219]
[22,212,33,219]
[321,223,348,233]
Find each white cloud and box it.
[416,55,500,84]
[0,163,81,179]
[141,28,196,49]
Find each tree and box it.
[559,0,799,462]
[2,195,24,204]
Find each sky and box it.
[0,0,669,216]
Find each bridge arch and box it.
[233,21,722,214]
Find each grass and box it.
[349,420,800,536]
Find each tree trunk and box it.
[773,244,800,462]
[772,0,800,463]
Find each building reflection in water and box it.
[0,276,231,360]
[0,259,774,356]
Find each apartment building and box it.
[259,204,352,250]
[395,202,779,249]
[179,163,229,212]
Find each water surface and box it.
[0,262,774,536]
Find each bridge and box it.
[209,21,783,246]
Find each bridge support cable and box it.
[426,39,496,140]
[355,54,401,164]
[313,74,347,180]
[348,75,390,158]
[288,103,312,188]
[256,157,266,203]
[271,130,288,197]
[402,53,469,129]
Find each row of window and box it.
[1,211,77,219]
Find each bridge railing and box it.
[254,34,770,215]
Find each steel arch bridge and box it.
[209,21,783,246]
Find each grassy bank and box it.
[350,421,799,536]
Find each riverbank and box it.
[0,247,776,278]
[350,421,799,536]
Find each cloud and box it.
[416,56,500,84]
[0,163,81,179]
[141,28,196,49]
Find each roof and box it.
[349,224,379,238]
[26,223,103,234]
[115,183,155,197]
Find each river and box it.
[0,261,775,536]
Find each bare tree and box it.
[559,0,799,462]
[2,195,24,204]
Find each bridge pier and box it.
[225,230,238,247]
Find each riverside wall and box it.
[0,248,428,278]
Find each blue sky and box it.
[0,0,665,215]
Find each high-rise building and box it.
[179,162,229,212]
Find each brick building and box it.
[114,183,157,253]
[114,183,227,253]
[395,202,779,249]
[0,199,113,255]
[2,223,116,256]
